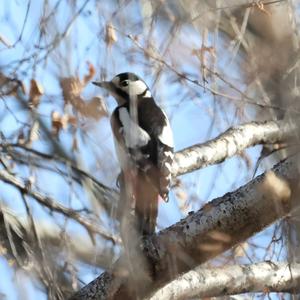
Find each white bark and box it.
[173,120,296,176]
[149,262,300,300]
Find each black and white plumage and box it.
[93,73,174,235]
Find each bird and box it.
[93,72,174,236]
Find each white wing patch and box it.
[119,107,150,147]
[143,90,152,97]
[158,110,173,147]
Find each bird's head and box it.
[93,72,151,105]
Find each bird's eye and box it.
[120,80,129,87]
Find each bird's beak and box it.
[92,80,123,104]
[92,81,114,91]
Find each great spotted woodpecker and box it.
[93,73,174,235]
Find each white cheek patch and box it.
[158,110,173,147]
[128,80,148,96]
[119,107,150,148]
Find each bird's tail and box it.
[135,172,158,236]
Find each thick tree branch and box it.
[173,119,296,176]
[70,153,298,299]
[149,261,300,299]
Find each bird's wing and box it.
[138,103,174,201]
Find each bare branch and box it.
[2,143,119,212]
[149,261,300,300]
[0,169,119,243]
[173,119,296,176]
[37,223,116,269]
[0,208,115,272]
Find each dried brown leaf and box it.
[62,114,70,130]
[105,22,117,47]
[81,96,107,120]
[51,111,63,137]
[51,111,77,137]
[28,121,40,144]
[0,73,26,96]
[29,79,43,108]
[60,77,83,103]
[67,115,77,127]
[60,77,85,112]
[60,70,106,120]
[83,62,96,85]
